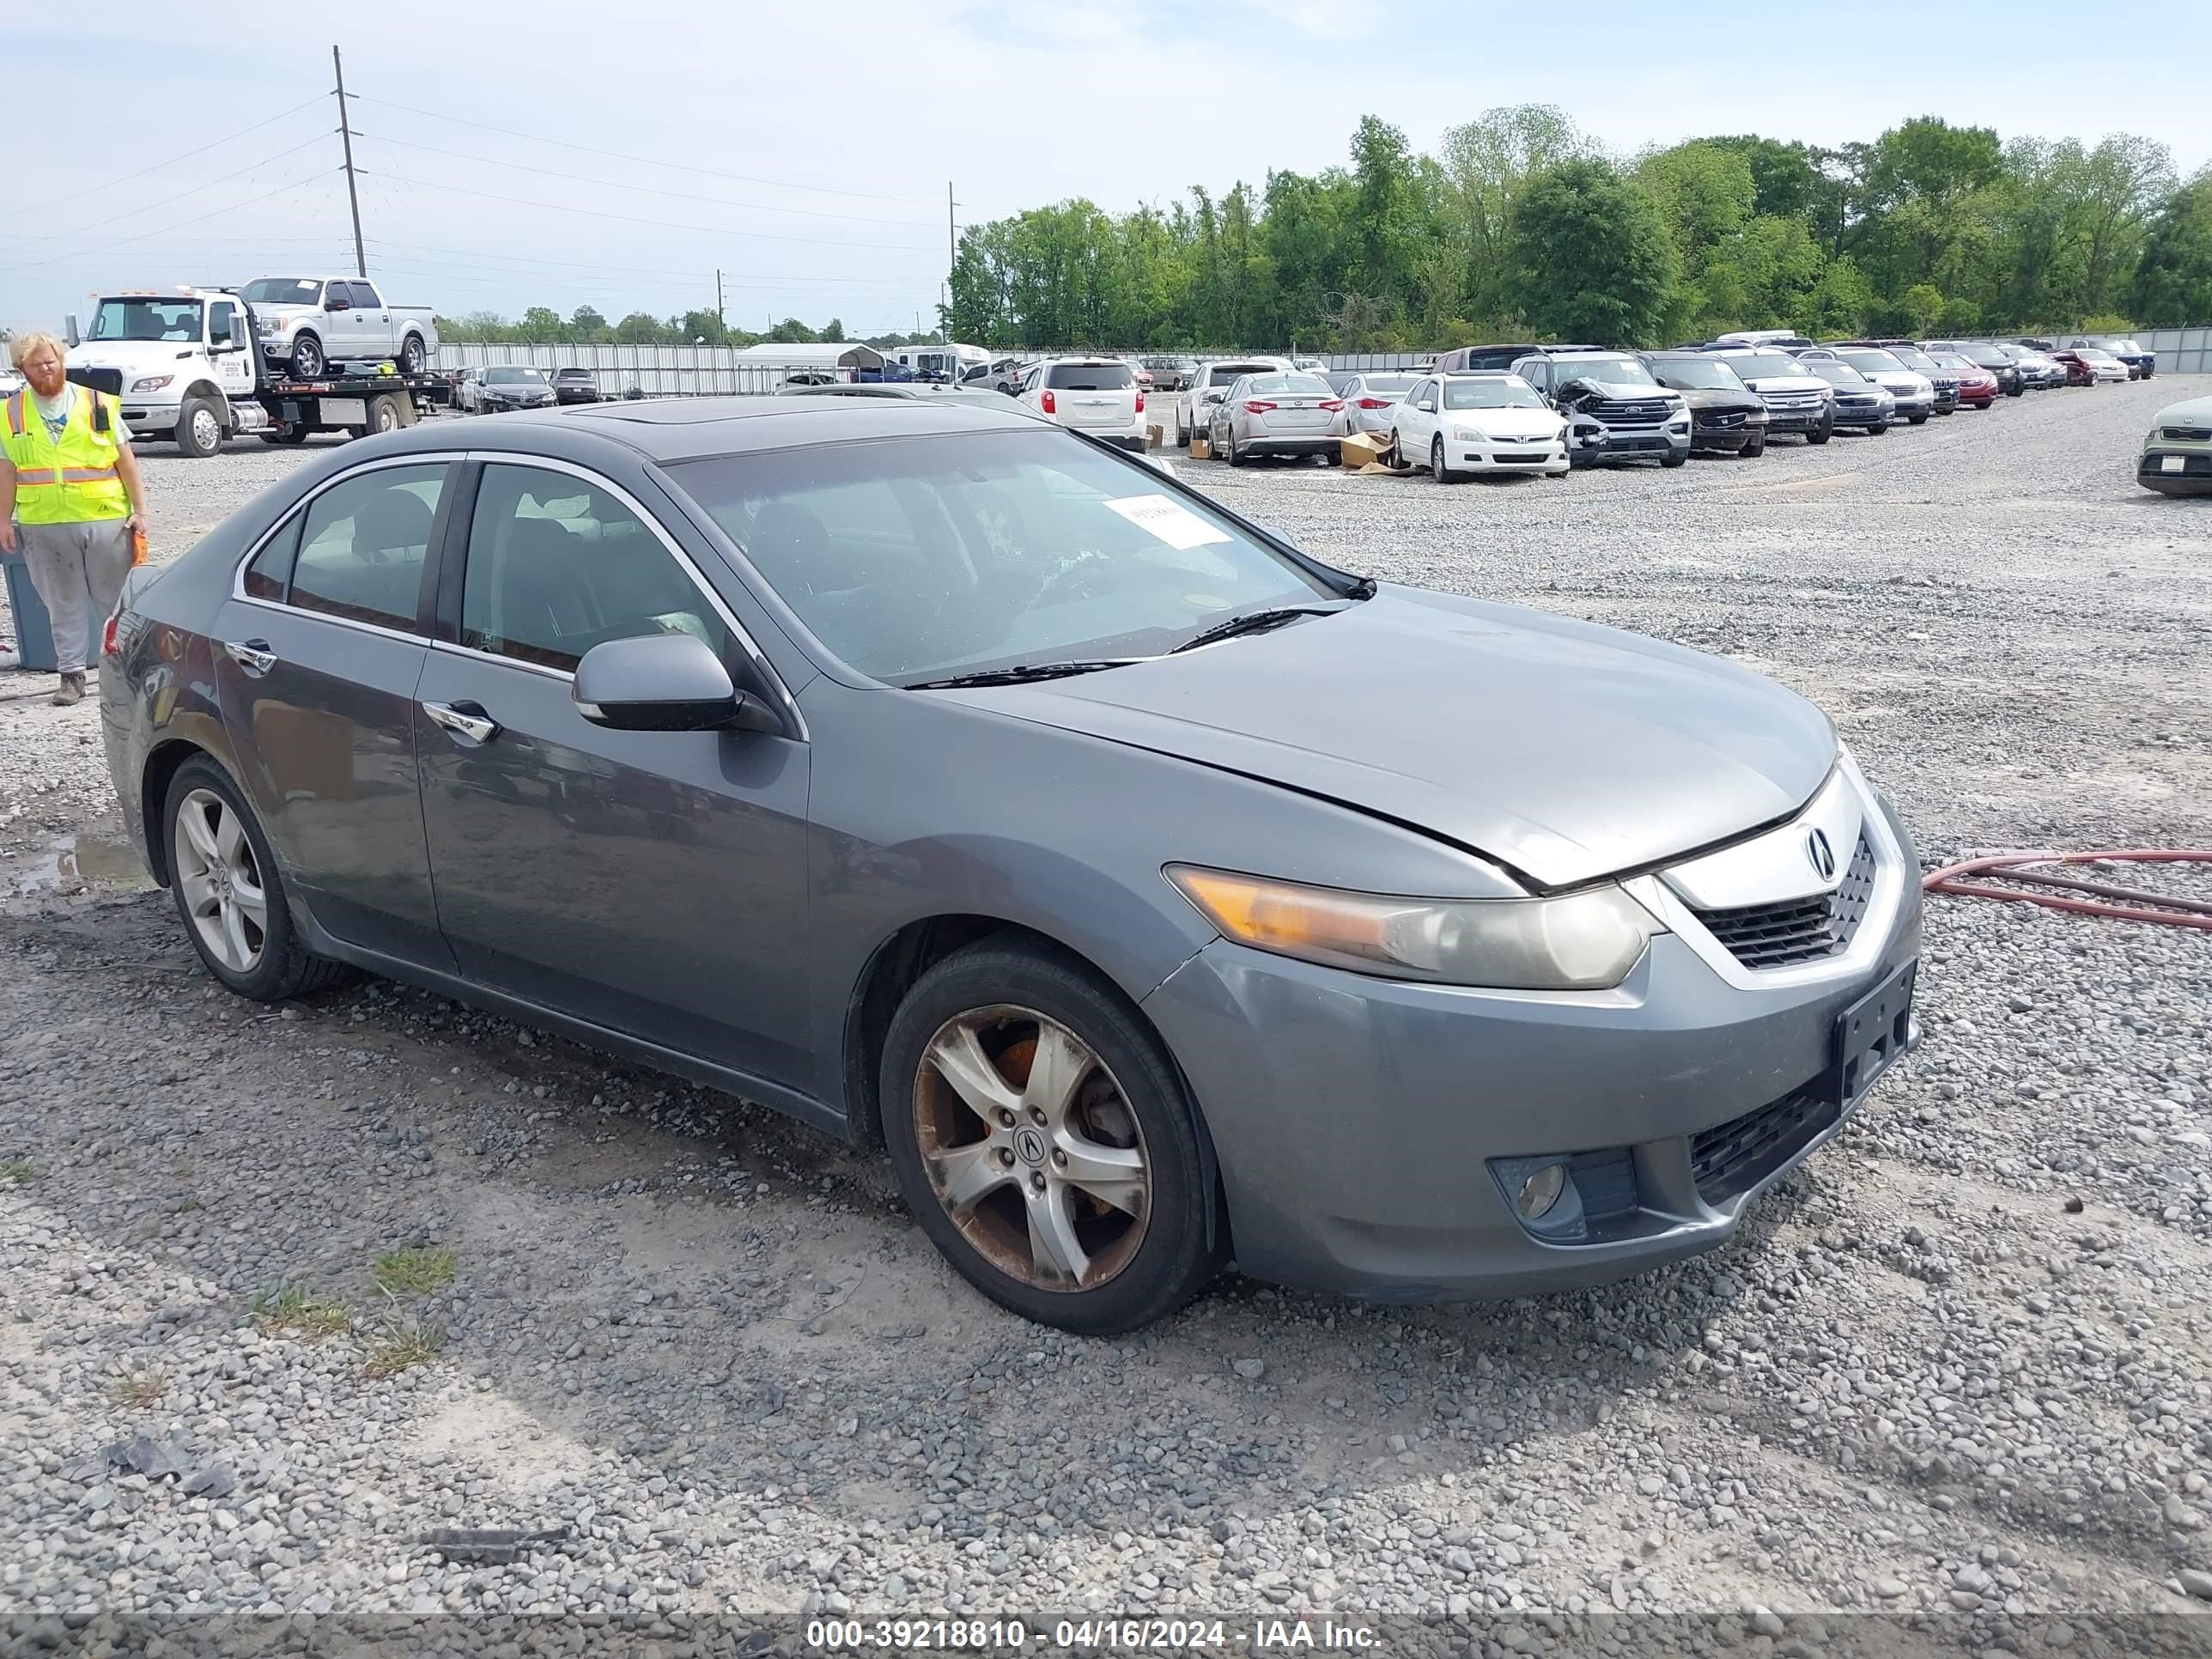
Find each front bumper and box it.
[1146,787,1923,1301]
[2139,450,2212,494]
[1893,392,1935,416]
[1689,418,1763,451]
[1448,437,1570,471]
[1759,401,1827,433]
[1572,428,1691,465]
[119,402,185,436]
[1242,432,1340,457]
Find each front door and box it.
[414,460,813,1089]
[214,459,456,966]
[204,300,255,404]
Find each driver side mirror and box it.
[1415,399,1436,413]
[572,633,780,734]
[326,295,351,312]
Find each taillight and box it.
[1319,398,1346,412]
[1041,389,1056,415]
[1243,400,1278,414]
[1135,391,1145,413]
[1356,397,1391,409]
[102,615,121,658]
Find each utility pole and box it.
[715,270,725,332]
[331,46,367,279]
[946,180,957,340]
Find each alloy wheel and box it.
[172,787,267,975]
[911,1005,1150,1291]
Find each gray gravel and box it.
[3,386,2210,1652]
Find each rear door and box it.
[412,459,813,1088]
[351,281,393,356]
[213,457,457,967]
[1046,362,1136,430]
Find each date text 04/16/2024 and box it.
[802,1619,1382,1650]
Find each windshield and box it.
[1965,346,2012,366]
[1204,362,1279,384]
[555,369,591,380]
[1553,355,1656,386]
[1716,350,1817,381]
[240,276,322,304]
[1046,362,1134,391]
[1834,349,1906,374]
[89,298,202,343]
[1648,358,1747,392]
[673,428,1337,685]
[1443,379,1545,410]
[1887,345,1940,371]
[1807,360,1869,386]
[1929,353,1975,370]
[485,367,547,385]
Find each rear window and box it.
[1243,374,1334,397]
[1356,374,1419,393]
[1047,363,1134,391]
[1208,362,1279,381]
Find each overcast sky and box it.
[5,1,2209,338]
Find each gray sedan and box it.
[1206,371,1345,464]
[100,398,1921,1333]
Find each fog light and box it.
[1515,1164,1566,1221]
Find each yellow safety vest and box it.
[3,386,129,524]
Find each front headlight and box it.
[1166,866,1662,990]
[1452,427,1483,442]
[130,375,173,392]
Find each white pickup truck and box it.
[65,286,441,457]
[236,274,438,380]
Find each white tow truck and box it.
[64,287,445,458]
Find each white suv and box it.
[1017,358,1147,450]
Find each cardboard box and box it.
[1147,422,1165,450]
[1188,435,1210,459]
[1340,432,1389,469]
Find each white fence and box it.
[2135,327,2212,376]
[430,341,848,398]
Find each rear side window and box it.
[1046,363,1133,390]
[286,464,448,631]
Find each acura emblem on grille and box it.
[1807,828,1837,881]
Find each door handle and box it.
[422,700,501,744]
[223,639,277,675]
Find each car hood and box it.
[1559,377,1678,403]
[1736,374,1827,396]
[1450,405,1565,436]
[1672,387,1762,413]
[945,588,1836,889]
[2153,395,2212,425]
[1869,370,1933,395]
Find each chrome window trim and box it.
[223,448,806,739]
[459,452,808,741]
[1622,751,1906,994]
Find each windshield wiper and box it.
[904,659,1149,690]
[1169,604,1345,655]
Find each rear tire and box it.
[162,757,352,1003]
[398,333,427,375]
[1223,429,1243,466]
[368,392,405,434]
[879,939,1220,1334]
[260,428,309,446]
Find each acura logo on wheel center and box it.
[1807,828,1837,882]
[1012,1127,1048,1166]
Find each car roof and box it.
[383,395,1047,465]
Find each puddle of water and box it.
[9,830,154,896]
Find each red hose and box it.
[1922,849,2212,931]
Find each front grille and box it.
[2143,454,2212,477]
[1692,834,1877,969]
[1691,1091,1836,1204]
[2162,427,2211,442]
[1592,398,1673,429]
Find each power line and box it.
[8,135,333,250]
[367,172,946,253]
[0,171,340,276]
[349,93,943,205]
[0,95,326,223]
[351,131,944,228]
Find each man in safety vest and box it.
[1,331,149,704]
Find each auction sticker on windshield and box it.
[1103,495,1231,550]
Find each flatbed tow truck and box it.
[64,286,448,456]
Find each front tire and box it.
[1868,422,1890,436]
[1807,417,1832,445]
[173,395,222,459]
[880,939,1219,1334]
[1661,448,1687,469]
[1739,436,1765,459]
[1908,412,1929,425]
[1431,435,1462,483]
[163,758,350,1003]
[288,333,325,380]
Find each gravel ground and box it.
[2,385,2209,1655]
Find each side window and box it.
[288,464,447,631]
[352,282,383,308]
[462,464,730,675]
[320,281,345,308]
[208,302,238,348]
[242,515,302,600]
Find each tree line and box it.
[940,106,2212,352]
[432,304,942,351]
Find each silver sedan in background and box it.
[1331,372,1421,438]
[1207,372,1346,465]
